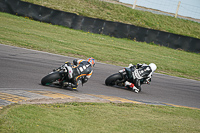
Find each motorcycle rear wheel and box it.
[41,72,61,86]
[105,73,123,86]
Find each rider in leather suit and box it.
[64,57,95,90]
[123,63,157,93]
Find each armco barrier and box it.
[102,21,117,37]
[81,17,95,32]
[71,15,83,30]
[92,19,105,34]
[0,0,199,53]
[115,23,129,38]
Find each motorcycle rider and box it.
[57,57,95,90]
[122,63,157,93]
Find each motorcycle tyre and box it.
[41,72,61,86]
[105,73,122,86]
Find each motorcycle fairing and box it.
[125,67,133,79]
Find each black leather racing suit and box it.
[131,64,153,84]
[70,60,93,89]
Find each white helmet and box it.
[149,63,157,72]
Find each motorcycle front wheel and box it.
[105,73,123,86]
[41,72,61,86]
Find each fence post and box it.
[175,1,181,18]
[132,0,137,9]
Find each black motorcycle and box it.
[105,66,151,92]
[41,65,73,87]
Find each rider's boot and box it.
[125,81,139,93]
[67,82,78,91]
[71,83,78,90]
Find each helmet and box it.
[149,63,157,72]
[73,59,78,66]
[87,57,95,67]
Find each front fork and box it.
[56,72,69,87]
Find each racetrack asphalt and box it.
[0,44,200,110]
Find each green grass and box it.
[1,2,199,133]
[0,103,200,133]
[0,12,200,81]
[22,0,200,39]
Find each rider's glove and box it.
[65,61,72,66]
[136,63,142,69]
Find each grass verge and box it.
[0,12,199,81]
[0,103,200,133]
[22,0,200,39]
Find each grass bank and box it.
[0,12,200,81]
[0,103,200,133]
[22,0,200,39]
